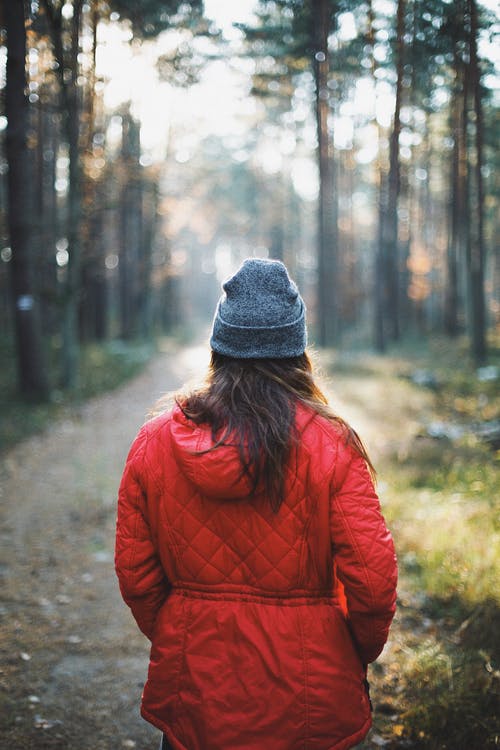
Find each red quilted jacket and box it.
[115,403,397,750]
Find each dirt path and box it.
[0,344,431,750]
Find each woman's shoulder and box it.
[296,401,349,445]
[135,406,177,445]
[295,402,353,476]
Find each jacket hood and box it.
[170,405,254,499]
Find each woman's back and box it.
[115,258,397,750]
[116,402,396,750]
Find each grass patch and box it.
[400,637,500,749]
[324,336,500,747]
[367,339,500,748]
[369,335,500,606]
[0,336,154,454]
[76,339,153,398]
[387,437,500,609]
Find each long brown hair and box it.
[175,350,375,512]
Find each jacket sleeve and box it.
[115,426,170,640]
[330,444,397,664]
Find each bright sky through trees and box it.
[1,0,498,383]
[96,0,258,159]
[94,0,499,203]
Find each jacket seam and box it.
[298,607,310,748]
[170,588,334,605]
[331,491,376,612]
[174,594,190,716]
[142,428,165,497]
[160,422,188,571]
[126,432,149,588]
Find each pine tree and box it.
[4,0,50,400]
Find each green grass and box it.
[0,335,154,454]
[364,337,500,748]
[323,335,500,747]
[385,434,499,611]
[400,639,500,749]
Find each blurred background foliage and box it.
[0,2,499,745]
[0,0,498,406]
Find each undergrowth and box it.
[0,336,154,453]
[374,337,500,748]
[400,638,500,749]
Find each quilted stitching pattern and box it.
[330,445,398,662]
[115,404,398,750]
[158,459,313,591]
[116,407,396,636]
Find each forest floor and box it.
[0,339,498,750]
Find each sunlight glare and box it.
[354,78,375,118]
[62,2,74,20]
[375,82,396,128]
[203,0,257,40]
[334,116,354,150]
[337,13,357,42]
[291,158,318,202]
[215,243,234,282]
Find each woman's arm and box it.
[115,427,170,640]
[330,445,398,664]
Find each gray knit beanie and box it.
[210,258,307,359]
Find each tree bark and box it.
[368,0,386,352]
[312,0,337,346]
[119,109,143,339]
[468,0,487,363]
[385,0,405,341]
[41,0,84,389]
[445,75,462,336]
[79,4,108,343]
[5,0,50,400]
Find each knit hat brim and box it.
[210,298,307,359]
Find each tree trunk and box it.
[119,110,143,339]
[79,5,107,343]
[5,0,50,400]
[41,0,84,389]
[374,179,388,351]
[468,0,487,363]
[62,0,84,388]
[445,75,462,336]
[312,0,337,346]
[37,98,59,338]
[368,0,387,352]
[385,0,405,341]
[138,179,158,339]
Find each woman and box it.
[115,258,397,750]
